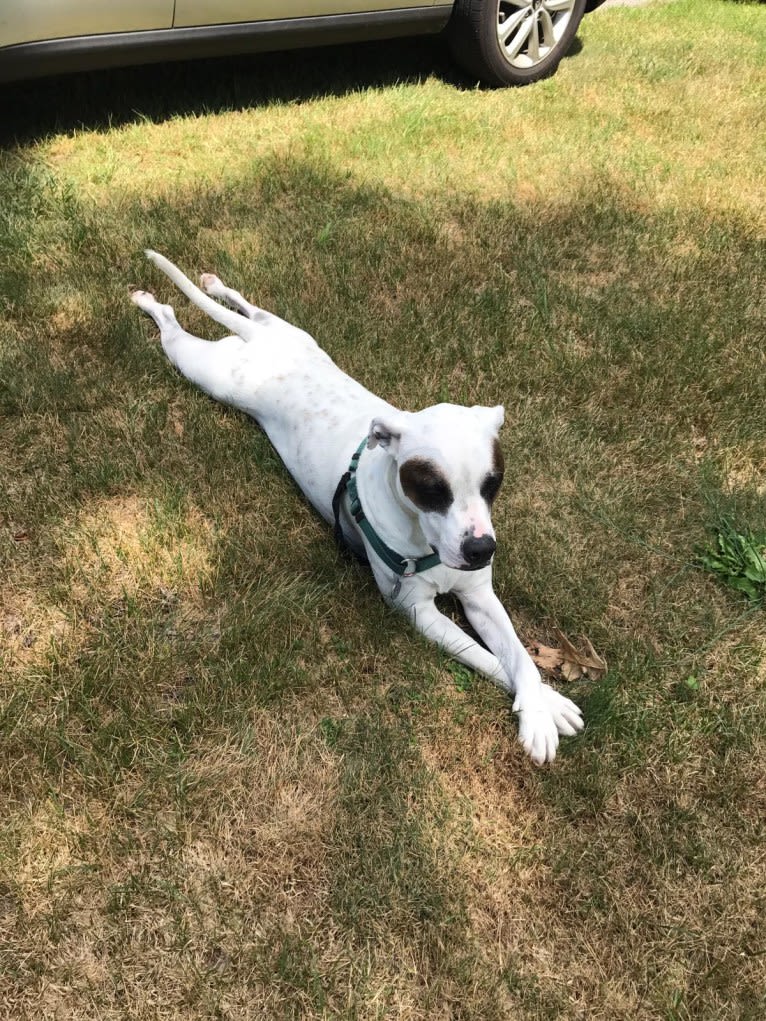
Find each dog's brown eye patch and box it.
[400,458,453,514]
[480,473,503,504]
[481,440,505,504]
[492,438,505,476]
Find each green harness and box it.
[332,438,441,578]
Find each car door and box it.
[0,1,173,48]
[174,0,435,30]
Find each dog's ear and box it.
[368,413,407,455]
[473,405,505,434]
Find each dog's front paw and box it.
[513,694,560,765]
[513,685,583,764]
[540,683,584,738]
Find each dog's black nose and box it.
[461,535,496,569]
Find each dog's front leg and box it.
[368,563,509,686]
[458,582,583,764]
[403,593,510,687]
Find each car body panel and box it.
[0,8,453,83]
[175,0,436,29]
[0,1,172,47]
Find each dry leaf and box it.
[526,631,607,682]
[560,659,583,682]
[526,642,564,674]
[581,637,608,680]
[553,628,608,682]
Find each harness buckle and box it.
[402,558,417,577]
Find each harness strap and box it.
[333,438,441,577]
[332,468,368,565]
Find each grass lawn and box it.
[1,1,765,1017]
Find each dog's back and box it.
[141,251,393,523]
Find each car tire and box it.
[447,0,588,87]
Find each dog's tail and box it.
[145,250,255,337]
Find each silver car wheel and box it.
[497,0,578,69]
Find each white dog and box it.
[132,251,583,763]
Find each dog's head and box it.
[368,403,505,571]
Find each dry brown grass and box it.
[2,715,341,1019]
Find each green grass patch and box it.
[698,520,766,604]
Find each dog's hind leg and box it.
[200,272,297,333]
[146,252,319,355]
[131,289,246,402]
[200,273,261,321]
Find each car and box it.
[0,1,605,88]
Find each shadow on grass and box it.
[0,31,586,147]
[0,35,457,146]
[2,151,763,742]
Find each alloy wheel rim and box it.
[496,0,577,69]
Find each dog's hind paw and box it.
[200,273,223,296]
[130,289,155,309]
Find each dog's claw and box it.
[540,683,584,735]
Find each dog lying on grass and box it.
[132,251,583,763]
